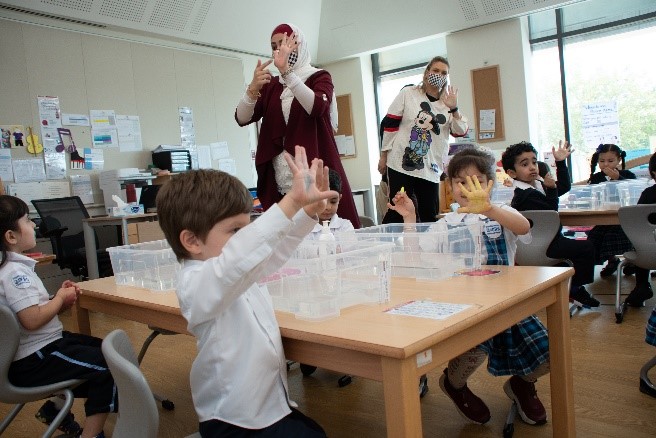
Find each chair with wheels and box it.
[101,329,159,438]
[31,196,114,279]
[614,204,656,323]
[0,304,85,438]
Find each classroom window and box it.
[529,0,656,182]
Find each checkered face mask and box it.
[427,73,447,89]
[288,51,298,67]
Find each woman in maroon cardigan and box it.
[235,23,360,228]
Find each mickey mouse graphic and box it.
[402,102,446,171]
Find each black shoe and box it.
[625,284,653,307]
[600,258,620,277]
[35,400,81,435]
[640,377,656,398]
[569,286,600,308]
[419,374,429,398]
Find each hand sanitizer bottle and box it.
[318,220,337,269]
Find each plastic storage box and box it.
[107,239,180,291]
[339,223,482,280]
[258,240,394,321]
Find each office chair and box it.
[614,205,656,323]
[101,330,159,438]
[0,305,85,438]
[31,196,114,279]
[138,185,161,213]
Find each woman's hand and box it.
[249,59,272,96]
[440,85,459,111]
[457,175,493,214]
[377,152,388,174]
[273,32,298,73]
[552,140,573,161]
[387,191,416,222]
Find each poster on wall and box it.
[37,96,62,129]
[582,101,620,148]
[0,125,26,149]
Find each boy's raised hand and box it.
[387,191,416,222]
[282,146,338,218]
[552,140,573,161]
[457,175,493,214]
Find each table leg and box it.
[381,356,422,438]
[71,301,91,335]
[546,279,576,437]
[83,221,99,280]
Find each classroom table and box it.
[73,266,575,437]
[559,207,619,226]
[82,213,158,279]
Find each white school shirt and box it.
[176,204,317,428]
[432,204,531,266]
[306,214,354,239]
[0,252,63,360]
[512,179,546,195]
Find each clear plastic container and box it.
[107,239,180,291]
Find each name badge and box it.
[12,274,31,289]
[484,221,502,239]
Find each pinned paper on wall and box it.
[197,145,212,169]
[43,139,67,180]
[210,141,229,160]
[116,115,143,152]
[70,174,94,204]
[0,149,14,182]
[218,158,237,175]
[13,159,46,183]
[84,148,104,170]
[37,96,62,129]
[91,128,118,148]
[90,110,117,128]
[62,114,90,126]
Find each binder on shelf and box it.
[152,148,191,172]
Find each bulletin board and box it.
[471,65,504,143]
[335,94,356,157]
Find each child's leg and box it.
[81,413,108,438]
[439,347,491,424]
[547,236,599,307]
[504,362,550,426]
[626,267,654,307]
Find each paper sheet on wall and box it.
[43,139,67,180]
[581,101,619,148]
[0,149,14,182]
[90,110,117,128]
[13,159,46,183]
[70,174,94,204]
[197,145,212,169]
[479,109,496,132]
[385,300,472,320]
[37,96,62,129]
[84,148,104,170]
[116,115,143,152]
[62,114,90,126]
[7,181,70,211]
[218,158,236,175]
[91,128,118,148]
[210,141,229,160]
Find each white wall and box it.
[446,18,533,153]
[0,18,253,203]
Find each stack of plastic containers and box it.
[561,179,653,209]
[258,239,394,321]
[338,222,482,281]
[107,239,180,291]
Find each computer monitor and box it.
[139,185,161,213]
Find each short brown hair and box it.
[156,170,252,260]
[447,148,496,182]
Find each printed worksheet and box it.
[385,300,472,320]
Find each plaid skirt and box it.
[479,314,550,376]
[647,307,656,346]
[586,225,633,263]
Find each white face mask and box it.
[427,73,447,89]
[288,51,298,67]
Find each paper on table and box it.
[385,300,472,320]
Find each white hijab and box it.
[278,23,339,132]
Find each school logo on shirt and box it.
[12,274,31,289]
[484,221,502,240]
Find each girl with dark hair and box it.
[378,56,469,223]
[586,144,637,277]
